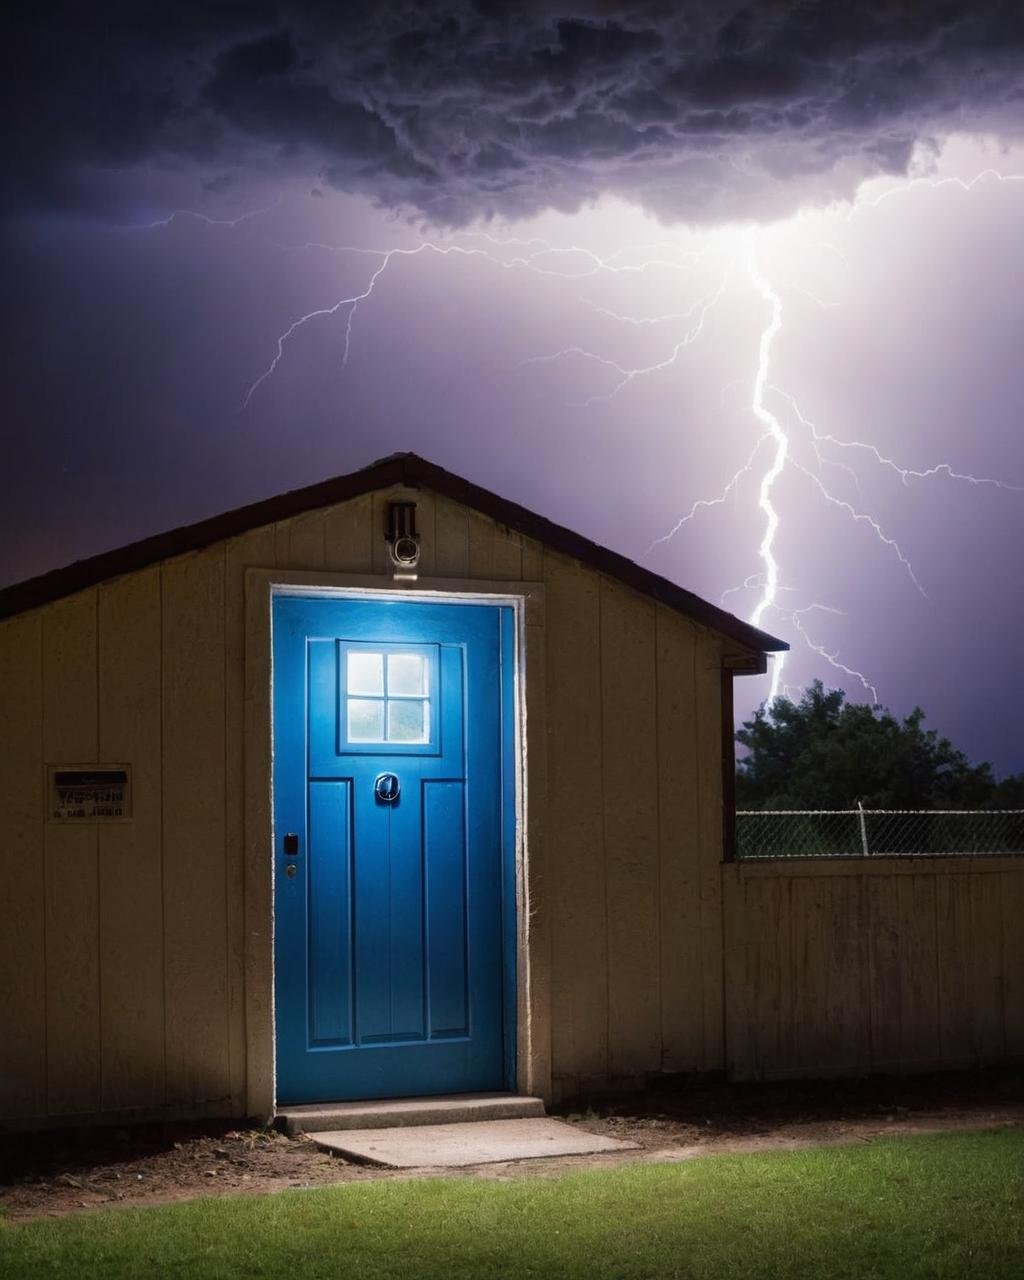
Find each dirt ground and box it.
[2,1069,1022,1223]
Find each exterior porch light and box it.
[386,500,420,579]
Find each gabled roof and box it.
[0,452,787,655]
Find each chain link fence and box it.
[735,808,1024,860]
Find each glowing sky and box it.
[2,5,1023,772]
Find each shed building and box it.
[0,453,786,1131]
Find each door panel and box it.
[424,780,469,1038]
[308,780,352,1045]
[273,595,513,1103]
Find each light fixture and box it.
[386,501,420,579]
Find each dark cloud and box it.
[4,2,1024,224]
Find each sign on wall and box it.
[47,766,132,821]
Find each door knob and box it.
[374,773,400,804]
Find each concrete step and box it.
[276,1092,545,1136]
[308,1117,638,1168]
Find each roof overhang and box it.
[0,452,788,660]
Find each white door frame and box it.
[242,569,550,1119]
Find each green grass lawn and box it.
[2,1128,1022,1279]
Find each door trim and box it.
[242,570,547,1119]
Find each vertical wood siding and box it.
[546,557,608,1083]
[98,569,164,1111]
[161,548,230,1108]
[723,859,1024,1079]
[601,582,660,1078]
[6,484,1021,1122]
[43,594,101,1114]
[0,612,46,1116]
[0,483,730,1123]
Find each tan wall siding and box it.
[43,593,101,1115]
[98,569,164,1112]
[543,565,727,1098]
[0,612,46,1116]
[723,859,1024,1080]
[162,548,230,1108]
[0,484,729,1124]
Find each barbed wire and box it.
[736,808,1024,859]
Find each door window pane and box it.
[348,699,385,742]
[342,645,435,748]
[348,651,384,696]
[387,652,427,697]
[387,699,429,743]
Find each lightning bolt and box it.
[654,168,1024,706]
[243,248,396,407]
[852,166,1024,215]
[743,235,788,699]
[646,434,770,554]
[772,386,1024,492]
[517,275,728,408]
[242,234,717,408]
[121,200,283,232]
[138,163,1023,717]
[785,606,880,705]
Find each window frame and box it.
[337,640,441,756]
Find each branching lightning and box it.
[144,160,1023,714]
[788,457,926,595]
[517,275,728,408]
[123,201,283,232]
[772,386,1024,492]
[241,233,714,407]
[743,234,788,704]
[852,167,1024,216]
[646,433,769,553]
[784,606,880,705]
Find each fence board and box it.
[970,871,1005,1062]
[725,860,1024,1080]
[867,875,903,1069]
[897,875,941,1067]
[790,875,868,1073]
[727,874,790,1080]
[1002,869,1024,1058]
[934,874,972,1065]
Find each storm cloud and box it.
[5,1,1024,225]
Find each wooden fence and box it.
[722,857,1024,1080]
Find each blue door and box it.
[273,595,515,1104]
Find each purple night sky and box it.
[2,3,1023,772]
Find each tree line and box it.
[735,680,1024,811]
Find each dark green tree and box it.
[735,681,1019,810]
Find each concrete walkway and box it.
[309,1117,640,1168]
